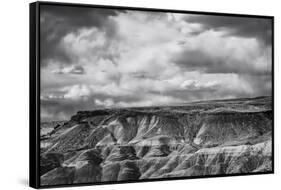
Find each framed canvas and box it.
[29,1,274,189]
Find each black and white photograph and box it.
[37,3,273,187]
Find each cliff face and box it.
[40,96,272,186]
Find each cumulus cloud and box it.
[180,79,219,91]
[173,30,271,75]
[63,85,92,100]
[40,6,272,121]
[40,5,121,66]
[94,98,114,107]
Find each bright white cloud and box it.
[94,98,114,107]
[61,27,106,59]
[63,84,92,100]
[180,79,219,90]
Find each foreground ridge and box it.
[40,96,272,185]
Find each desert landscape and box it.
[39,5,272,186]
[40,96,272,186]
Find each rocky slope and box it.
[40,96,272,186]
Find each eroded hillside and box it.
[40,96,272,186]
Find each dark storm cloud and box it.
[67,65,85,74]
[173,49,271,75]
[130,72,160,80]
[53,65,86,75]
[185,15,272,45]
[40,5,121,66]
[241,74,272,96]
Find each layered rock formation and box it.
[40,96,272,186]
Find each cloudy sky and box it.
[40,5,272,121]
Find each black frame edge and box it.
[37,0,274,18]
[271,16,274,174]
[30,2,40,189]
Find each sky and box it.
[40,5,272,121]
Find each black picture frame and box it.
[30,1,274,189]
